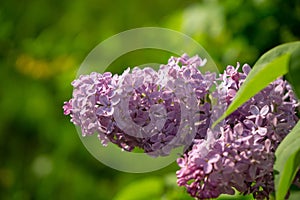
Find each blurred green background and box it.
[1,0,300,199]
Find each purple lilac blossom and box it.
[63,54,213,156]
[63,54,299,199]
[176,63,299,200]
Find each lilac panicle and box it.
[63,54,214,156]
[176,63,299,200]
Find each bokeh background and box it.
[1,0,300,199]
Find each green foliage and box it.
[113,174,195,200]
[274,121,300,200]
[287,45,300,98]
[217,193,254,200]
[289,186,300,200]
[113,177,164,200]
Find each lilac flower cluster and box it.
[63,54,214,156]
[176,63,299,199]
[63,54,299,199]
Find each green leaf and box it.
[274,121,300,200]
[213,41,300,128]
[286,45,300,99]
[212,53,289,127]
[289,188,300,200]
[216,192,254,200]
[113,177,164,200]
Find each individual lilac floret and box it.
[176,63,299,200]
